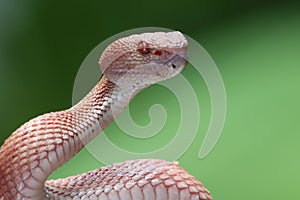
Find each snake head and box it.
[99,31,188,89]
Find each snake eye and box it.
[138,41,150,54]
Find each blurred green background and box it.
[1,0,300,199]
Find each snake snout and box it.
[166,52,188,73]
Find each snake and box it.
[0,31,213,200]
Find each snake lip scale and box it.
[0,31,213,200]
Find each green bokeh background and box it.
[1,1,299,199]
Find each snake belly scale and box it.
[0,32,213,200]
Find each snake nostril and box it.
[154,50,162,56]
[171,64,176,69]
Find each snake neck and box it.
[0,75,138,199]
[70,75,139,144]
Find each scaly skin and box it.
[0,32,213,199]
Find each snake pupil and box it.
[138,41,150,54]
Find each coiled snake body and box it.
[0,32,212,200]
